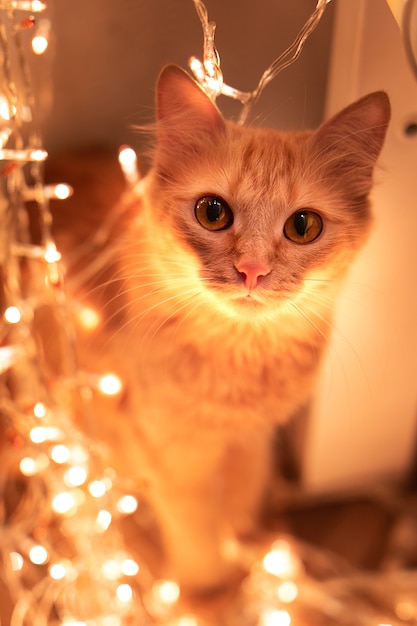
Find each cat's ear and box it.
[155,64,225,166]
[311,91,390,195]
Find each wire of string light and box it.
[0,5,156,626]
[189,0,333,124]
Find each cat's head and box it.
[143,65,390,323]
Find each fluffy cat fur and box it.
[62,65,390,592]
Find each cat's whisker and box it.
[139,289,207,349]
[294,294,370,394]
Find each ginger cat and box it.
[59,65,390,593]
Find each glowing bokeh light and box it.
[89,480,107,498]
[10,552,24,571]
[260,610,291,626]
[116,495,138,514]
[95,509,112,532]
[4,305,21,324]
[29,545,48,565]
[116,583,133,603]
[52,491,76,515]
[277,581,298,603]
[49,563,67,580]
[50,444,70,464]
[98,373,123,396]
[64,466,88,487]
[31,33,48,55]
[120,559,139,576]
[153,580,180,605]
[263,541,299,578]
[19,456,37,476]
[33,401,47,418]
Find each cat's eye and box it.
[195,196,234,231]
[284,210,323,244]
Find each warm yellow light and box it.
[33,401,47,418]
[98,373,123,396]
[120,558,139,576]
[189,56,206,83]
[102,617,121,626]
[260,610,291,626]
[262,541,299,578]
[54,183,72,199]
[30,148,48,161]
[50,444,70,464]
[153,580,180,605]
[32,33,48,55]
[118,146,137,169]
[116,494,138,514]
[95,509,112,531]
[64,466,87,487]
[49,563,67,580]
[102,559,121,580]
[70,445,89,463]
[11,0,47,10]
[77,305,100,330]
[30,426,63,443]
[89,480,107,498]
[177,616,198,626]
[277,581,298,603]
[29,545,48,565]
[4,306,21,324]
[118,145,139,185]
[52,491,77,515]
[10,552,24,571]
[44,243,61,264]
[0,100,16,121]
[19,456,38,476]
[116,583,133,603]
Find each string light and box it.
[190,0,333,123]
[8,0,47,10]
[31,19,50,55]
[118,145,139,187]
[116,494,138,514]
[29,545,48,565]
[97,373,123,396]
[4,305,21,324]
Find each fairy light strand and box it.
[190,0,333,124]
[0,5,153,626]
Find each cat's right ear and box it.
[155,65,225,164]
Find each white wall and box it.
[304,0,417,492]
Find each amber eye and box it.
[195,196,234,231]
[284,210,323,244]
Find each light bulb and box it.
[29,545,48,565]
[98,373,123,396]
[116,495,138,514]
[4,306,21,324]
[10,552,24,571]
[50,444,70,464]
[116,583,132,603]
[120,559,139,576]
[89,480,107,497]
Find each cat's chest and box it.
[120,321,318,426]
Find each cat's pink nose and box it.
[235,262,271,291]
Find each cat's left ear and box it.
[155,64,226,165]
[311,91,391,194]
